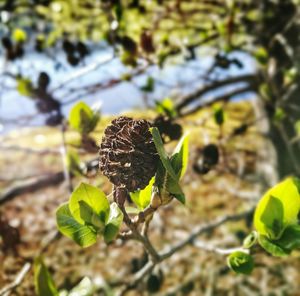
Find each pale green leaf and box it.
[227,251,254,275]
[254,177,300,239]
[56,203,97,247]
[34,257,59,296]
[130,177,155,210]
[69,101,99,134]
[69,183,109,225]
[171,134,189,179]
[104,203,124,243]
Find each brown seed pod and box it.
[99,116,158,192]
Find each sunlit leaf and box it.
[227,251,254,275]
[155,98,177,118]
[150,127,178,181]
[243,231,258,249]
[69,101,100,134]
[56,203,97,248]
[68,277,95,296]
[69,183,109,225]
[104,203,124,243]
[254,177,300,239]
[130,177,155,210]
[171,134,189,179]
[34,257,58,296]
[13,28,27,42]
[258,235,289,257]
[17,78,33,97]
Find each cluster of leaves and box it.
[227,177,300,275]
[57,127,189,247]
[56,183,123,247]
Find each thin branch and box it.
[175,74,257,112]
[116,208,254,293]
[159,208,254,260]
[51,55,114,92]
[0,263,31,296]
[193,240,249,255]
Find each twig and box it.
[193,240,249,255]
[116,208,254,294]
[0,263,31,296]
[60,123,73,192]
[159,208,254,260]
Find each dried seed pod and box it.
[99,116,158,192]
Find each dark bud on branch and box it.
[193,144,219,174]
[99,116,158,192]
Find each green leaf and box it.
[276,224,300,252]
[260,195,284,239]
[68,277,95,296]
[69,183,109,225]
[227,251,254,275]
[155,98,177,118]
[150,127,178,181]
[258,235,289,257]
[34,257,59,296]
[151,127,185,203]
[78,200,105,230]
[214,107,224,126]
[170,134,189,179]
[56,203,97,248]
[13,28,27,42]
[17,78,33,97]
[130,177,154,210]
[254,177,300,239]
[141,76,155,92]
[104,203,124,243]
[66,150,83,176]
[243,231,258,249]
[295,121,300,135]
[69,101,99,134]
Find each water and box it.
[0,47,256,134]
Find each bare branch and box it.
[0,263,31,296]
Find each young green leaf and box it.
[104,203,124,243]
[34,257,59,296]
[56,203,97,247]
[141,76,155,92]
[66,150,83,176]
[69,183,110,225]
[170,134,189,179]
[155,98,177,118]
[227,251,254,275]
[69,101,99,134]
[150,127,178,181]
[243,231,258,249]
[78,200,105,230]
[254,177,300,239]
[13,28,27,42]
[214,107,224,126]
[276,224,300,252]
[260,195,284,239]
[258,235,289,257]
[130,177,155,210]
[68,277,95,296]
[17,78,33,97]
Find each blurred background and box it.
[0,0,300,295]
